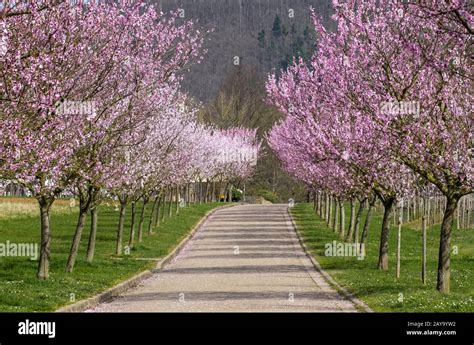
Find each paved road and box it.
[91,204,357,312]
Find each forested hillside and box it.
[157,0,334,102]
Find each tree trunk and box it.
[321,193,325,219]
[161,192,166,222]
[406,198,409,222]
[204,182,210,203]
[421,215,427,284]
[328,195,333,227]
[65,207,88,273]
[321,193,324,216]
[154,195,162,228]
[413,197,416,220]
[175,186,180,215]
[456,200,460,229]
[346,199,355,242]
[353,198,367,244]
[148,195,159,234]
[115,197,127,255]
[186,183,191,205]
[332,197,338,233]
[461,196,466,228]
[396,209,402,279]
[168,188,173,217]
[86,207,98,263]
[66,187,95,273]
[466,197,471,228]
[199,181,203,203]
[436,195,460,293]
[319,193,323,218]
[377,196,395,270]
[37,196,54,280]
[129,201,136,248]
[184,183,188,205]
[360,195,376,247]
[137,196,148,243]
[323,193,327,221]
[339,200,345,240]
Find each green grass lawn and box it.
[0,198,225,311]
[291,202,474,312]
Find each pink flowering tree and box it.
[267,53,416,271]
[0,0,127,279]
[0,1,205,278]
[325,0,473,293]
[267,0,472,292]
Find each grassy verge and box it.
[291,202,474,312]
[0,198,225,311]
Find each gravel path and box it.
[90,204,358,312]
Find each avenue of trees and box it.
[268,0,473,293]
[0,1,260,280]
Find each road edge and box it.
[56,203,237,312]
[286,206,373,313]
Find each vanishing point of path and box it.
[91,204,358,312]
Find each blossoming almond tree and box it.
[268,0,472,293]
[327,0,473,293]
[0,0,134,279]
[267,53,416,271]
[0,1,206,278]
